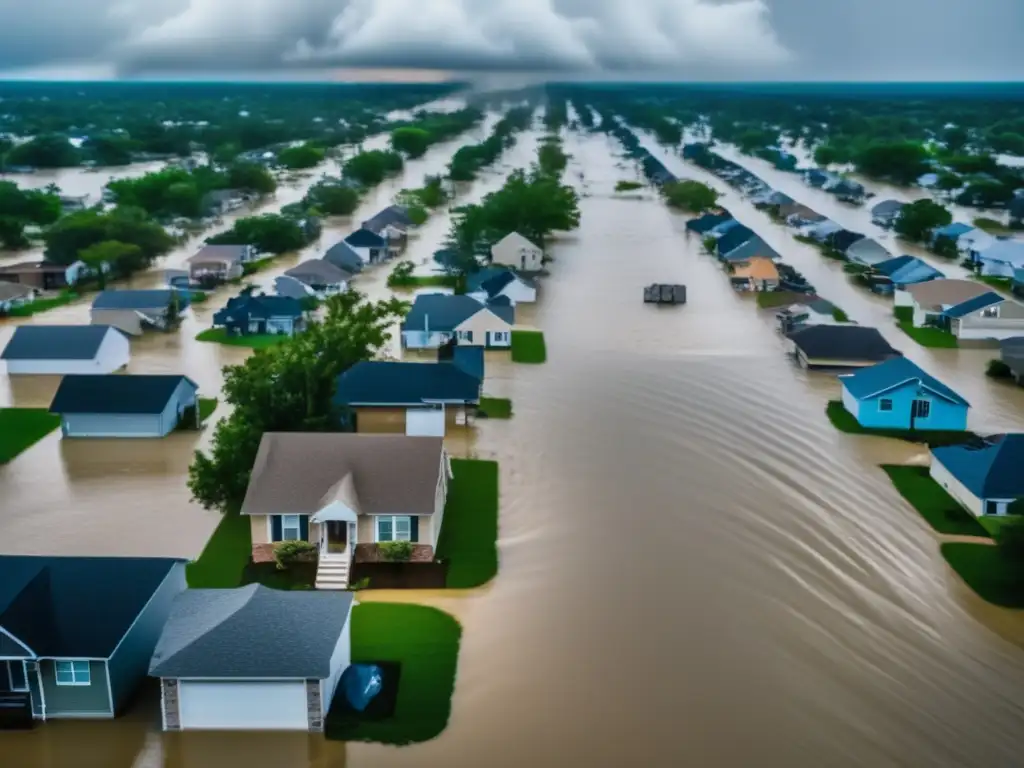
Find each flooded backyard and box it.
[5,123,1024,766]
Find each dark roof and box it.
[871,199,905,216]
[149,585,353,679]
[942,291,1004,319]
[188,244,248,264]
[50,374,198,415]
[92,289,189,311]
[214,293,303,323]
[716,225,755,255]
[451,346,485,380]
[403,294,514,332]
[788,325,901,362]
[830,230,866,252]
[932,435,1024,498]
[839,357,968,406]
[362,206,412,233]
[685,213,732,233]
[323,241,364,273]
[335,361,480,406]
[873,255,918,276]
[345,228,387,248]
[284,259,352,284]
[1,325,118,361]
[0,260,69,275]
[0,556,181,658]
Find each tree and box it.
[44,207,174,271]
[956,181,1014,209]
[390,127,432,158]
[932,235,959,259]
[83,136,134,166]
[305,182,360,216]
[165,292,183,329]
[854,141,930,184]
[5,134,81,168]
[227,162,277,195]
[537,138,568,177]
[942,126,969,154]
[935,172,963,192]
[187,291,409,512]
[78,240,143,284]
[343,150,404,186]
[277,143,325,170]
[894,199,952,242]
[206,213,306,254]
[661,180,719,213]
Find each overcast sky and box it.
[0,0,1020,81]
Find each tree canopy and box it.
[343,149,404,187]
[44,206,175,272]
[894,199,952,242]
[0,181,62,248]
[447,106,533,181]
[206,213,308,254]
[390,127,432,158]
[277,143,326,170]
[4,134,81,168]
[661,180,719,213]
[537,137,569,177]
[303,180,361,216]
[78,240,143,283]
[853,142,931,185]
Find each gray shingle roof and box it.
[187,245,248,265]
[1,325,118,361]
[323,241,364,273]
[335,361,481,406]
[92,289,185,311]
[50,374,197,415]
[149,585,353,679]
[0,282,34,301]
[788,325,900,362]
[403,294,514,332]
[284,259,352,285]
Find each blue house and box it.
[930,434,1024,517]
[715,225,754,256]
[930,222,973,246]
[871,255,944,293]
[212,292,306,336]
[839,357,969,431]
[685,213,732,234]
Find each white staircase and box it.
[315,553,350,590]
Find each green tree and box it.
[942,126,970,154]
[343,150,404,186]
[83,136,134,166]
[187,291,409,512]
[305,182,360,216]
[5,134,81,168]
[78,240,144,284]
[44,207,174,271]
[227,162,277,195]
[932,235,959,259]
[935,172,963,192]
[277,143,325,170]
[661,180,719,213]
[957,181,1014,208]
[854,141,930,184]
[537,138,568,177]
[207,214,306,254]
[894,199,952,242]
[390,127,432,158]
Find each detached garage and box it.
[149,584,353,732]
[1,324,130,375]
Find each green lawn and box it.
[388,274,458,289]
[826,402,975,447]
[891,307,958,348]
[195,327,290,349]
[941,543,1024,608]
[436,459,500,588]
[8,291,79,317]
[510,330,547,364]
[185,513,252,588]
[190,291,209,304]
[755,291,802,309]
[615,180,644,192]
[973,275,1012,292]
[880,465,990,537]
[325,603,462,745]
[0,408,61,463]
[478,396,512,419]
[198,397,219,422]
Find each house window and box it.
[55,660,91,686]
[915,400,932,419]
[377,516,413,542]
[878,398,893,412]
[281,514,301,541]
[981,306,1000,318]
[456,330,474,342]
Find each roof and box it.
[362,206,412,233]
[839,357,968,406]
[942,291,1004,318]
[187,245,247,265]
[685,213,731,233]
[92,289,188,312]
[0,556,181,658]
[466,267,531,298]
[721,236,780,263]
[1,325,118,361]
[932,434,1024,499]
[733,257,779,281]
[710,219,742,236]
[716,225,754,255]
[846,238,892,266]
[0,281,34,300]
[403,293,514,332]
[494,232,540,251]
[932,222,974,240]
[214,293,304,322]
[0,261,68,275]
[808,219,842,237]
[149,585,353,679]
[787,325,900,362]
[975,239,1024,267]
[870,199,905,216]
[873,255,918,276]
[345,228,387,248]
[284,259,352,285]
[240,433,446,517]
[335,361,480,406]
[905,279,992,309]
[50,374,197,415]
[450,346,484,380]
[323,241,364,273]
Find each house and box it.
[828,229,866,254]
[466,266,537,305]
[955,227,997,256]
[929,222,975,251]
[714,225,755,256]
[362,205,414,241]
[708,219,743,238]
[845,238,892,267]
[275,259,351,301]
[212,292,306,337]
[323,241,364,274]
[58,194,90,212]
[720,236,781,264]
[401,293,514,349]
[439,343,486,380]
[930,434,1024,517]
[870,200,905,228]
[787,325,901,369]
[49,374,200,438]
[344,228,389,265]
[334,360,482,435]
[685,212,732,233]
[149,585,353,732]
[201,189,245,217]
[0,555,185,721]
[491,232,544,272]
[942,292,1024,341]
[0,260,84,291]
[753,190,794,208]
[242,432,452,589]
[731,257,780,292]
[871,256,944,297]
[824,178,866,203]
[1,325,130,375]
[91,289,190,336]
[776,297,840,333]
[805,219,842,242]
[969,239,1024,278]
[783,204,824,226]
[838,357,969,431]
[0,281,35,312]
[904,279,994,328]
[804,169,835,188]
[186,244,255,284]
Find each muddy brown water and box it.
[5,125,1024,766]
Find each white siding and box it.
[62,413,163,438]
[929,460,984,517]
[501,281,537,304]
[912,304,930,328]
[5,329,130,375]
[320,604,353,717]
[177,680,308,730]
[893,289,914,308]
[406,408,445,436]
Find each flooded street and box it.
[5,124,1024,766]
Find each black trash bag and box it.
[340,664,383,712]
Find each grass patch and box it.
[198,397,218,421]
[7,290,79,317]
[826,402,975,447]
[0,408,61,463]
[833,307,850,322]
[756,290,802,309]
[941,542,1024,608]
[511,330,547,363]
[896,320,959,348]
[973,217,1011,235]
[880,465,989,537]
[241,256,277,276]
[189,291,209,304]
[325,603,461,745]
[185,513,252,588]
[615,180,643,192]
[195,327,289,348]
[436,458,499,588]
[973,275,1012,291]
[477,396,512,419]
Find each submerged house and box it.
[186,244,255,284]
[90,289,190,336]
[343,228,389,265]
[776,297,841,333]
[787,325,901,370]
[871,256,944,297]
[465,266,537,306]
[0,281,35,312]
[275,259,351,300]
[714,225,755,257]
[720,236,781,265]
[941,292,1024,341]
[323,241,365,274]
[685,212,733,234]
[731,257,780,292]
[969,239,1024,278]
[491,232,543,273]
[401,294,514,349]
[362,205,414,243]
[870,200,905,228]
[930,434,1024,518]
[903,279,995,329]
[824,178,866,203]
[845,238,891,267]
[1,325,130,375]
[212,292,306,337]
[0,260,84,291]
[838,357,969,431]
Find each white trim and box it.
[104,660,115,715]
[0,625,36,658]
[106,565,180,661]
[8,660,29,692]
[54,659,92,686]
[281,514,302,541]
[160,680,169,731]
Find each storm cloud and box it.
[0,0,1020,80]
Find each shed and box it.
[787,325,901,370]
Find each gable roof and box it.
[846,238,892,266]
[685,213,732,233]
[0,556,181,658]
[715,225,754,255]
[149,585,353,679]
[92,289,187,312]
[931,222,974,240]
[733,257,779,281]
[873,255,918,276]
[50,374,198,415]
[214,293,304,322]
[788,325,900,362]
[0,282,35,301]
[335,361,480,406]
[839,357,968,406]
[1,325,118,361]
[870,199,905,217]
[403,293,514,332]
[975,239,1024,267]
[494,231,540,251]
[906,279,992,309]
[240,433,445,517]
[467,267,531,298]
[722,236,780,263]
[942,291,1004,318]
[362,205,412,233]
[344,228,387,248]
[284,259,352,285]
[932,434,1024,498]
[323,241,364,273]
[187,245,248,265]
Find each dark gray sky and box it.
[0,0,1020,81]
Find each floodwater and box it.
[6,123,1024,766]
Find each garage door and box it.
[178,680,309,730]
[406,407,445,436]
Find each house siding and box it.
[893,289,914,308]
[955,302,1024,341]
[354,406,463,434]
[401,330,454,349]
[847,382,968,431]
[4,330,130,376]
[107,563,186,714]
[40,660,112,717]
[251,515,271,545]
[492,237,542,271]
[840,386,861,422]
[91,309,146,337]
[930,460,984,517]
[453,310,512,348]
[319,604,352,723]
[61,381,197,438]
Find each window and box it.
[491,331,509,343]
[8,661,28,692]
[914,400,931,419]
[457,330,474,342]
[281,514,301,541]
[981,306,1000,318]
[377,516,413,542]
[55,660,91,686]
[878,398,893,412]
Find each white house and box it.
[930,434,1024,518]
[970,239,1024,278]
[149,586,354,732]
[1,325,130,375]
[491,232,543,272]
[466,267,537,306]
[274,259,351,301]
[401,294,515,350]
[903,279,993,328]
[942,292,1024,341]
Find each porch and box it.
[0,659,42,724]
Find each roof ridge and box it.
[152,585,259,670]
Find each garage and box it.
[406,406,445,436]
[178,680,308,731]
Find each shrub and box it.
[273,540,318,570]
[987,359,1013,379]
[379,541,413,562]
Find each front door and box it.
[910,399,931,429]
[326,521,348,553]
